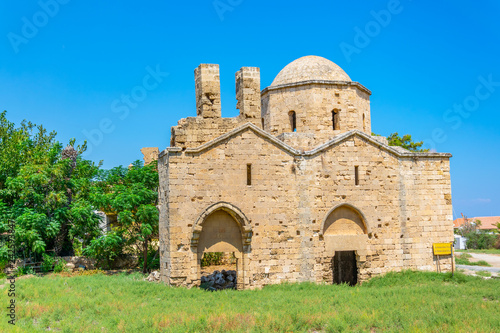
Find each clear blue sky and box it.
[1,0,499,219]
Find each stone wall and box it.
[159,126,453,289]
[170,65,261,149]
[261,82,371,150]
[159,59,453,290]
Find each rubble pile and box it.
[146,271,161,282]
[200,270,237,291]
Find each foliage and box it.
[201,252,224,267]
[90,161,159,273]
[137,245,160,271]
[72,239,83,257]
[464,231,497,250]
[53,258,68,273]
[0,111,102,260]
[82,232,123,269]
[387,132,429,152]
[41,253,56,273]
[457,218,481,235]
[455,218,497,250]
[16,265,35,276]
[4,270,500,332]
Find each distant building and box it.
[453,216,500,232]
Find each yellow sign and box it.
[433,243,452,256]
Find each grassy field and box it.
[1,270,499,332]
[456,249,500,255]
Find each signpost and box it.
[433,242,454,276]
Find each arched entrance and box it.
[191,202,252,289]
[321,204,369,285]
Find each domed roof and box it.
[271,56,351,87]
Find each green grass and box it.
[455,253,492,266]
[475,270,492,278]
[456,249,500,254]
[1,270,500,332]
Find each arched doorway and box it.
[191,202,252,289]
[321,204,369,286]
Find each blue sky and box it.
[1,0,499,219]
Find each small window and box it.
[247,164,252,185]
[332,109,339,130]
[289,111,296,132]
[362,114,366,132]
[261,118,265,129]
[355,166,359,186]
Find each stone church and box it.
[157,56,454,289]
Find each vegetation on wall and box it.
[371,132,429,152]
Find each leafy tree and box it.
[387,132,429,152]
[90,161,159,273]
[0,111,102,260]
[82,231,124,269]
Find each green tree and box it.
[0,111,101,260]
[90,161,159,273]
[387,132,429,152]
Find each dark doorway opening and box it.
[332,251,358,286]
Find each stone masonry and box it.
[158,56,454,289]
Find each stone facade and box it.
[158,56,454,289]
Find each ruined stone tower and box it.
[158,56,454,289]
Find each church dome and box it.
[270,56,351,87]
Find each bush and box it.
[53,259,68,273]
[73,239,84,257]
[465,232,497,250]
[41,253,56,273]
[16,265,35,276]
[83,232,123,269]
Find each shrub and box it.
[83,232,123,269]
[53,259,68,273]
[465,231,497,250]
[16,265,35,276]
[41,253,56,273]
[73,239,84,257]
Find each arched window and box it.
[289,111,296,132]
[332,109,339,130]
